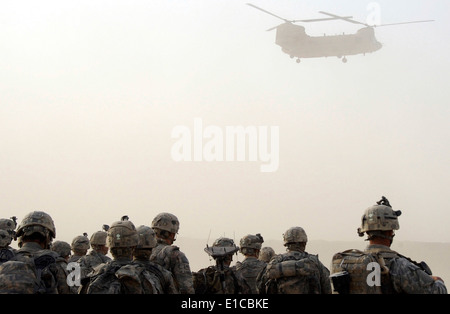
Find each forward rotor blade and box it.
[292,16,353,23]
[319,11,368,26]
[373,20,435,27]
[247,3,289,22]
[266,25,280,32]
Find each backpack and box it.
[192,265,241,294]
[0,253,57,294]
[264,254,322,294]
[84,263,123,294]
[330,249,396,294]
[0,248,15,265]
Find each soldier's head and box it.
[258,246,276,263]
[15,211,56,249]
[71,233,90,256]
[283,226,307,252]
[51,240,72,261]
[106,216,139,261]
[133,225,157,261]
[357,196,401,245]
[239,233,264,258]
[151,212,179,244]
[210,237,239,266]
[89,225,109,255]
[0,217,17,248]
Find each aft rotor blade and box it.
[319,11,368,26]
[373,20,435,27]
[247,3,289,22]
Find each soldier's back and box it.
[234,257,266,294]
[150,242,194,294]
[258,250,331,294]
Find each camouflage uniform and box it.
[15,241,71,294]
[78,229,111,281]
[50,240,72,284]
[79,216,140,294]
[68,233,90,263]
[150,239,194,294]
[150,212,194,294]
[0,217,18,264]
[256,227,332,294]
[330,197,448,294]
[193,237,251,294]
[233,234,266,294]
[0,211,71,294]
[126,225,179,294]
[78,250,111,278]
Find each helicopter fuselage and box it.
[275,23,382,60]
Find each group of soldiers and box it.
[0,196,447,294]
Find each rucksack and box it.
[84,263,123,294]
[0,248,15,265]
[330,249,396,294]
[263,253,322,294]
[0,253,57,294]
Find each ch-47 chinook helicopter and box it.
[247,3,434,63]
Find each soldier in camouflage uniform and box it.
[0,211,71,294]
[50,240,75,293]
[330,196,447,294]
[149,212,195,294]
[78,226,112,281]
[258,247,276,263]
[233,233,266,294]
[256,226,332,294]
[68,233,90,263]
[193,237,251,294]
[51,240,71,263]
[79,216,142,294]
[0,217,18,264]
[125,225,179,294]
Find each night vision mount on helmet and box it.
[357,196,402,237]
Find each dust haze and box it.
[1,0,449,286]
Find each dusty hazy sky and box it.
[1,0,449,246]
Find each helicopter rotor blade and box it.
[292,16,353,23]
[266,25,280,32]
[318,11,369,26]
[372,20,435,27]
[247,3,289,23]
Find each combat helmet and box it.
[259,247,276,263]
[239,234,264,255]
[71,233,90,251]
[90,225,109,246]
[204,237,240,260]
[51,240,72,258]
[106,216,139,248]
[136,225,157,249]
[0,217,17,247]
[357,196,402,237]
[151,212,180,234]
[283,226,308,245]
[16,211,56,240]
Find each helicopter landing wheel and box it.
[290,55,294,59]
[296,58,301,63]
[342,57,347,63]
